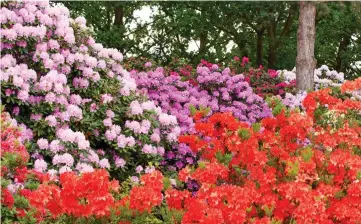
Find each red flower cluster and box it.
[176,82,361,223]
[26,169,119,219]
[341,77,361,93]
[1,112,29,167]
[128,170,164,213]
[1,110,30,210]
[303,88,361,117]
[165,189,191,210]
[1,188,14,208]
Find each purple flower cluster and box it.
[131,65,272,170]
[132,66,272,134]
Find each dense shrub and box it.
[2,78,361,224]
[0,119,171,223]
[176,78,361,223]
[132,66,272,133]
[126,56,296,98]
[132,64,272,171]
[0,0,180,180]
[0,112,173,223]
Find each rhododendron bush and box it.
[131,63,273,171]
[126,56,350,112]
[133,66,273,133]
[126,56,296,98]
[0,0,180,180]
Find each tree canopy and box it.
[61,1,361,78]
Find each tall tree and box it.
[296,2,317,91]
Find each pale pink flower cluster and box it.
[18,123,33,143]
[114,156,126,168]
[101,94,113,104]
[1,55,36,102]
[150,132,161,143]
[130,100,143,115]
[125,120,151,134]
[104,125,121,141]
[45,115,58,127]
[49,139,64,153]
[34,159,48,172]
[56,128,90,150]
[142,144,165,156]
[142,144,158,154]
[53,153,74,167]
[59,166,72,174]
[116,134,136,148]
[37,138,49,149]
[75,162,94,173]
[159,114,178,126]
[99,158,110,169]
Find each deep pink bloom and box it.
[241,57,249,66]
[268,69,278,78]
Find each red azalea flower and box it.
[1,188,14,208]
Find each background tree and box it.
[315,2,361,79]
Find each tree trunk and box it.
[335,36,351,72]
[199,31,208,60]
[267,46,277,69]
[114,5,124,53]
[296,2,317,91]
[114,6,124,26]
[256,30,264,67]
[267,23,277,69]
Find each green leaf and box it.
[189,104,196,116]
[237,128,250,140]
[301,147,313,162]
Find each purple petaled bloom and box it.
[31,152,43,160]
[175,161,184,169]
[186,179,200,192]
[186,157,194,164]
[144,62,152,68]
[166,152,175,159]
[168,166,176,171]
